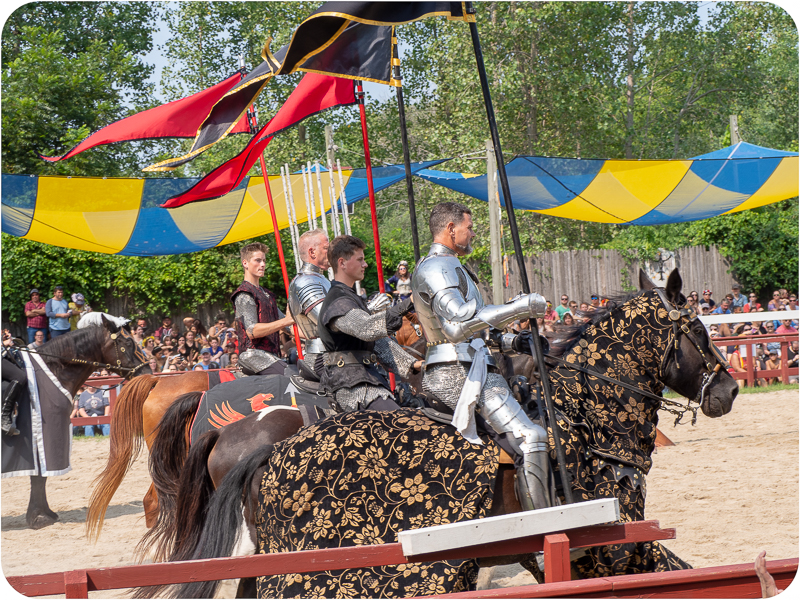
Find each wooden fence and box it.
[469,245,736,306]
[6,521,796,599]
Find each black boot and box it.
[2,380,21,436]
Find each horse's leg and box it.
[143,483,159,529]
[27,475,58,529]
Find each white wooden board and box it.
[398,498,620,557]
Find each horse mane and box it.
[38,326,106,362]
[549,290,645,358]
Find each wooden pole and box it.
[465,2,573,504]
[487,139,503,304]
[280,166,301,272]
[256,155,304,359]
[336,159,352,235]
[300,164,315,231]
[284,163,301,245]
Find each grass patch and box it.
[664,382,798,399]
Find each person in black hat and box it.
[24,288,48,344]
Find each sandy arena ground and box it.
[1,388,797,597]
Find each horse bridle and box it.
[652,287,729,408]
[15,327,150,381]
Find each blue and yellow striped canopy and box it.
[415,143,798,224]
[2,144,795,256]
[1,160,444,256]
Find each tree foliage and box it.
[1,1,797,326]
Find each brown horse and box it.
[88,317,419,544]
[85,370,220,540]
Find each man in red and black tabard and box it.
[231,242,295,376]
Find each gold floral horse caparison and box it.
[548,290,691,576]
[255,409,500,598]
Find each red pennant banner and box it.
[160,73,356,209]
[40,73,250,162]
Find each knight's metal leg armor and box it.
[2,380,21,436]
[238,349,282,376]
[478,374,550,511]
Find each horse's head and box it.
[98,315,152,378]
[640,269,737,418]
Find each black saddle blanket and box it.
[189,375,333,446]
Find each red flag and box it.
[160,73,356,208]
[40,73,251,162]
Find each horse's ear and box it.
[100,314,120,334]
[665,269,683,304]
[639,269,657,291]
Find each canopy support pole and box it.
[356,80,394,390]
[465,2,572,505]
[392,29,421,263]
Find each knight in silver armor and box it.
[317,235,423,412]
[411,202,551,511]
[288,230,399,378]
[288,230,332,374]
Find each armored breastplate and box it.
[288,263,331,354]
[411,243,485,347]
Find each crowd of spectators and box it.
[502,284,798,389]
[698,284,798,387]
[136,313,241,374]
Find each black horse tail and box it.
[169,443,274,599]
[170,429,221,562]
[134,391,204,564]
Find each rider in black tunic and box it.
[317,235,422,412]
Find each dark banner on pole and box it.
[148,2,474,171]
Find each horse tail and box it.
[134,391,205,563]
[170,443,274,599]
[86,374,158,542]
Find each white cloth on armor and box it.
[451,338,488,445]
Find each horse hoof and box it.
[28,513,58,530]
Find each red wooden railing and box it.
[7,520,797,599]
[9,520,675,597]
[712,333,798,387]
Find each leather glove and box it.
[512,330,549,356]
[385,298,414,333]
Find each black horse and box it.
[2,315,150,529]
[135,268,737,597]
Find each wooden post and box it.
[487,139,503,304]
[64,569,89,598]
[543,533,571,583]
[781,340,790,384]
[730,115,741,145]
